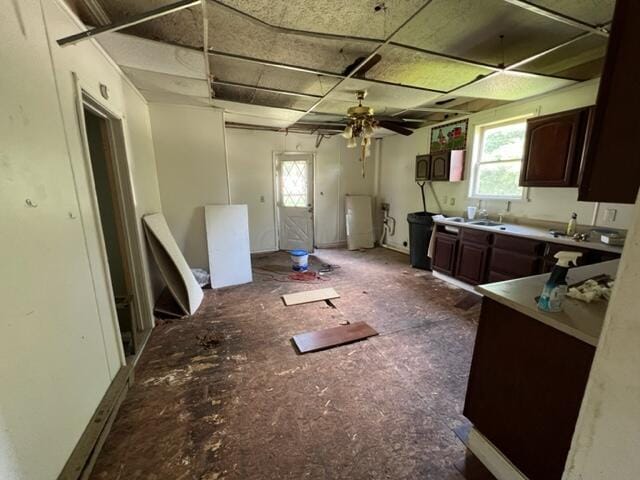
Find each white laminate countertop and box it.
[433,216,624,255]
[476,260,619,346]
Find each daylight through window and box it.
[471,119,527,199]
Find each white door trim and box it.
[72,73,153,361]
[273,151,316,251]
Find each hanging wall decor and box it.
[430,118,468,152]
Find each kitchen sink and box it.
[468,220,503,227]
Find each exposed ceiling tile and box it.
[452,71,576,100]
[214,0,425,39]
[206,1,374,73]
[515,34,607,80]
[102,0,205,48]
[98,32,207,79]
[322,78,442,110]
[366,46,494,92]
[393,0,585,67]
[526,0,615,26]
[211,84,314,111]
[122,67,210,97]
[208,56,340,96]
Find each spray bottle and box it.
[537,251,582,312]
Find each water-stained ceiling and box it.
[66,0,614,134]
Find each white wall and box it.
[225,129,377,252]
[563,192,640,479]
[149,104,229,269]
[0,1,162,479]
[379,80,635,251]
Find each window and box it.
[280,160,308,207]
[471,119,527,199]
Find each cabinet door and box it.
[432,234,457,275]
[455,242,490,285]
[520,108,588,187]
[490,248,541,278]
[578,0,640,203]
[415,154,431,181]
[430,151,450,181]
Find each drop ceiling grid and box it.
[367,46,495,92]
[208,56,341,96]
[393,0,588,67]
[214,0,426,39]
[452,71,576,101]
[527,0,615,26]
[206,1,376,73]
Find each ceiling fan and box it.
[340,90,415,145]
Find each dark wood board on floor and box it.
[292,321,378,354]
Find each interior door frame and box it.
[72,74,153,359]
[272,151,316,251]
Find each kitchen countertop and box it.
[432,215,624,255]
[476,260,619,346]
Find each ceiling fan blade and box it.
[342,54,382,77]
[378,120,414,136]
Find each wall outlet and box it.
[449,197,456,206]
[260,195,265,203]
[603,208,617,222]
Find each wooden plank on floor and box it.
[282,287,340,306]
[292,321,378,353]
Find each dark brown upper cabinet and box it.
[520,108,590,188]
[430,150,465,182]
[578,0,640,204]
[415,154,431,181]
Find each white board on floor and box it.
[345,195,374,250]
[143,213,203,315]
[205,204,253,288]
[282,288,340,306]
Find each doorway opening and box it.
[275,153,314,252]
[83,107,140,357]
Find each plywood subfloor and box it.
[90,248,482,480]
[282,287,340,305]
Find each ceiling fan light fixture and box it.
[341,124,353,139]
[363,123,375,138]
[347,136,358,148]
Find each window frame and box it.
[469,116,531,201]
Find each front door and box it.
[276,153,314,252]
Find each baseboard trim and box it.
[315,241,347,249]
[381,243,410,255]
[58,327,152,480]
[467,427,529,480]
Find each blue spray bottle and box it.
[537,251,582,312]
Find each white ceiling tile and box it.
[98,32,207,79]
[123,67,210,97]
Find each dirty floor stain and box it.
[90,248,481,480]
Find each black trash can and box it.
[407,211,437,270]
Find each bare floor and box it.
[91,248,482,480]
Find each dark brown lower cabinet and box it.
[489,248,541,281]
[464,298,595,480]
[432,233,457,275]
[454,242,490,285]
